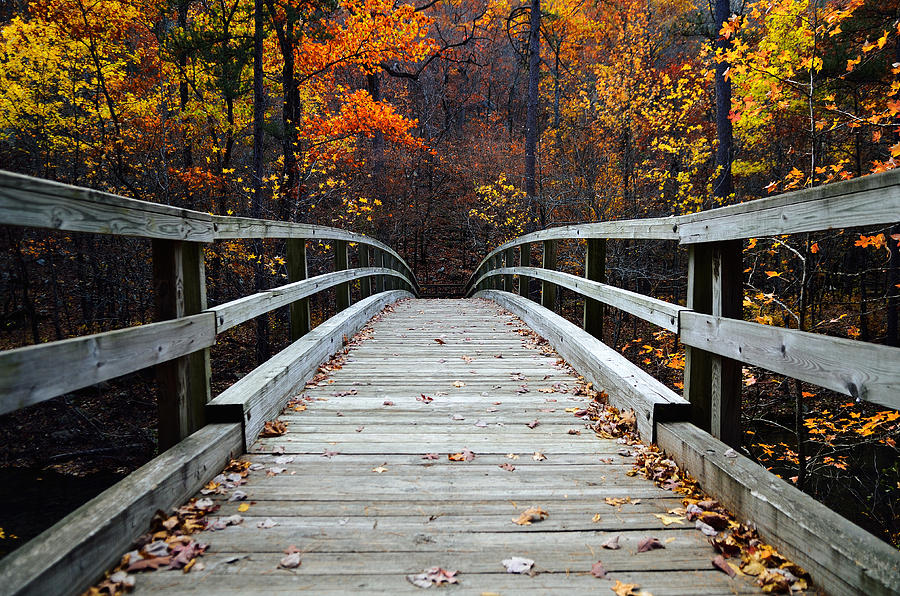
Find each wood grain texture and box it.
[113,298,761,595]
[657,421,900,596]
[477,291,689,442]
[0,170,214,241]
[0,422,242,596]
[679,311,900,409]
[477,267,684,332]
[211,268,404,332]
[0,313,215,415]
[207,291,412,449]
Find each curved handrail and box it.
[465,167,900,292]
[0,169,419,293]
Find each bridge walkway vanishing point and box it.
[130,298,764,595]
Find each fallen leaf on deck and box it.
[499,463,516,471]
[273,455,294,465]
[723,448,739,458]
[637,537,665,552]
[526,420,540,429]
[259,420,287,437]
[567,429,581,435]
[501,557,534,574]
[757,568,791,592]
[592,513,602,523]
[601,535,620,549]
[712,555,736,577]
[506,453,519,459]
[434,338,446,345]
[604,497,630,507]
[474,420,488,428]
[591,561,607,578]
[267,466,286,476]
[237,503,250,513]
[451,414,465,420]
[610,580,641,596]
[449,449,475,462]
[356,426,365,432]
[279,553,302,569]
[453,381,466,387]
[229,490,248,502]
[383,400,395,406]
[407,567,459,588]
[127,556,171,572]
[257,518,278,529]
[696,520,718,536]
[654,513,686,526]
[512,506,548,525]
[372,465,388,473]
[699,512,730,530]
[532,451,546,461]
[417,394,434,403]
[322,449,338,458]
[422,453,440,460]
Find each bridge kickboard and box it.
[121,298,762,596]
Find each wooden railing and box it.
[467,169,900,446]
[0,170,419,448]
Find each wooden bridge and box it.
[0,170,899,595]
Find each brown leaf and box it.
[422,453,440,460]
[448,449,475,462]
[322,449,338,458]
[590,560,607,578]
[417,394,434,403]
[279,552,302,569]
[601,534,620,549]
[610,580,640,596]
[700,511,730,530]
[567,429,581,435]
[127,556,172,572]
[698,499,720,511]
[712,555,736,577]
[499,463,516,471]
[259,420,287,437]
[383,400,395,406]
[637,537,665,552]
[526,420,540,429]
[532,451,547,461]
[512,506,548,525]
[434,338,446,345]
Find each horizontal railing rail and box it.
[467,170,900,442]
[0,170,419,446]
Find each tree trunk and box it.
[252,0,269,364]
[524,0,541,230]
[713,0,733,201]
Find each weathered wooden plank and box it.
[0,313,215,415]
[153,240,211,450]
[0,422,242,596]
[677,168,900,243]
[479,291,689,442]
[476,267,684,332]
[286,238,310,340]
[211,268,402,332]
[0,170,215,241]
[679,312,900,409]
[207,291,412,449]
[657,421,900,596]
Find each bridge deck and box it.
[133,299,762,594]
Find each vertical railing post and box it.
[683,241,742,447]
[374,248,385,293]
[287,238,310,340]
[541,240,557,311]
[584,238,606,339]
[519,243,531,299]
[504,247,515,292]
[335,240,350,311]
[359,244,372,299]
[152,240,211,450]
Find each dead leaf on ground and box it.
[383,400,395,406]
[532,451,546,461]
[322,449,338,458]
[604,497,630,507]
[448,449,475,462]
[407,567,459,588]
[567,429,581,435]
[501,557,534,574]
[512,506,548,525]
[591,513,602,523]
[434,338,446,345]
[453,381,466,388]
[526,420,540,429]
[611,579,641,596]
[499,463,516,472]
[712,555,737,578]
[372,465,388,473]
[422,453,440,460]
[506,453,519,460]
[591,561,607,578]
[279,553,301,569]
[601,535,621,549]
[417,394,434,403]
[257,518,278,529]
[637,537,665,552]
[654,513,686,526]
[259,420,287,437]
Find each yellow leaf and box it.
[654,513,686,526]
[764,271,781,278]
[237,503,250,512]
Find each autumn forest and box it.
[0,0,898,558]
